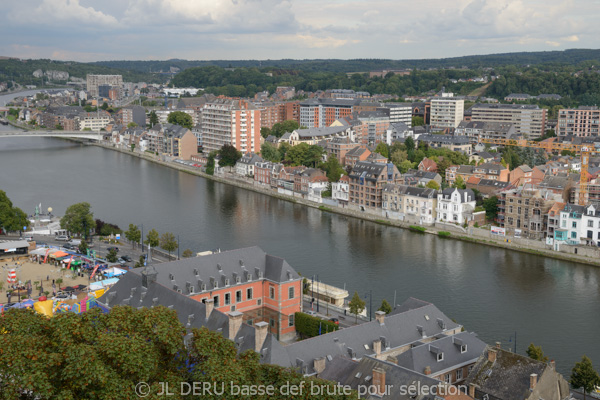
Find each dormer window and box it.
[461,344,468,353]
[437,352,444,362]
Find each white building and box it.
[235,153,263,177]
[331,175,350,205]
[430,98,464,129]
[382,184,438,225]
[436,188,476,224]
[556,204,600,246]
[78,111,111,131]
[381,103,412,127]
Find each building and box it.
[401,170,442,188]
[417,135,472,155]
[116,105,146,128]
[382,184,438,224]
[38,106,83,130]
[332,175,350,206]
[293,168,326,194]
[448,163,510,186]
[465,346,570,400]
[556,106,600,137]
[470,104,547,139]
[358,111,391,145]
[386,122,412,144]
[326,136,358,166]
[256,101,300,128]
[455,121,517,142]
[418,158,438,172]
[465,177,510,198]
[436,188,476,224]
[86,74,123,98]
[349,161,402,211]
[509,165,545,187]
[201,98,261,154]
[344,146,371,167]
[254,161,280,186]
[235,153,263,177]
[299,98,359,128]
[161,124,198,160]
[377,103,412,126]
[430,98,464,129]
[78,111,111,131]
[284,125,350,146]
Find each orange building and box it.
[300,98,359,128]
[145,246,302,340]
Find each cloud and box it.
[564,35,580,42]
[546,41,561,47]
[17,0,118,27]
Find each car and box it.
[118,258,127,265]
[25,236,33,242]
[329,318,339,325]
[62,243,74,250]
[69,239,82,246]
[107,246,119,253]
[56,235,70,241]
[120,255,132,262]
[305,310,317,317]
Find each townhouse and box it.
[382,184,438,224]
[331,175,350,206]
[326,136,357,165]
[436,188,476,224]
[235,153,263,177]
[417,134,472,155]
[349,161,402,211]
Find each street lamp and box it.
[364,290,372,321]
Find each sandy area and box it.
[0,256,92,302]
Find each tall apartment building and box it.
[256,101,299,129]
[470,104,547,139]
[86,74,123,98]
[430,98,464,129]
[556,106,600,137]
[377,103,412,127]
[201,98,261,154]
[358,111,390,145]
[299,98,359,128]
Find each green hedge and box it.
[438,231,451,238]
[295,312,339,339]
[409,225,426,233]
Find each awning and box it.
[51,251,69,258]
[30,248,49,256]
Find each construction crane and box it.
[479,138,600,206]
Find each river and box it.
[0,93,598,377]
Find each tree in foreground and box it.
[182,249,194,258]
[124,224,141,249]
[526,343,549,362]
[426,180,440,190]
[0,190,29,234]
[206,155,215,175]
[322,154,345,182]
[167,111,193,129]
[348,291,366,324]
[571,355,600,400]
[219,144,242,168]
[78,240,88,255]
[60,202,95,239]
[378,299,393,314]
[160,232,178,259]
[106,248,118,263]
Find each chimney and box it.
[468,383,476,398]
[372,367,386,396]
[464,191,468,203]
[530,373,538,390]
[254,321,269,353]
[313,357,326,375]
[495,341,501,349]
[204,298,214,320]
[228,311,244,339]
[386,355,397,365]
[424,366,431,375]
[488,348,497,363]
[373,340,382,359]
[375,311,386,325]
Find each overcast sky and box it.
[1,0,598,62]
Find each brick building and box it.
[349,161,402,210]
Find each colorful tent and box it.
[50,251,69,258]
[34,300,54,317]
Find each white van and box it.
[69,239,82,246]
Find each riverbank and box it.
[91,141,600,267]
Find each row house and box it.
[382,184,438,224]
[331,175,350,206]
[554,204,600,247]
[293,168,326,194]
[418,157,438,172]
[417,134,472,155]
[254,161,281,187]
[326,136,358,165]
[436,188,476,224]
[446,163,509,186]
[275,166,306,192]
[509,165,545,187]
[344,145,371,167]
[348,161,402,211]
[235,153,263,177]
[401,170,442,187]
[546,202,566,239]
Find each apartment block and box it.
[349,161,401,210]
[470,103,547,139]
[256,101,300,129]
[299,98,359,128]
[430,98,464,129]
[86,74,123,98]
[556,106,600,137]
[382,184,438,224]
[377,103,412,127]
[201,98,261,154]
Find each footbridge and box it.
[0,130,104,141]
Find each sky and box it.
[0,0,598,62]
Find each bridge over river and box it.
[0,130,103,141]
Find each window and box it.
[456,368,463,381]
[270,318,275,327]
[571,232,577,239]
[461,344,467,353]
[236,290,242,303]
[588,220,594,228]
[269,286,275,299]
[572,222,577,228]
[444,373,451,383]
[224,293,231,305]
[247,288,253,300]
[289,314,294,327]
[562,220,567,228]
[288,286,295,299]
[213,295,219,307]
[437,353,444,362]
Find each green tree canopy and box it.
[160,232,178,258]
[167,111,193,129]
[571,355,600,399]
[453,176,466,189]
[146,228,160,248]
[106,248,118,263]
[270,120,299,138]
[412,116,425,127]
[182,249,194,258]
[378,299,392,314]
[526,343,549,362]
[348,291,366,324]
[125,224,141,248]
[374,142,389,159]
[322,154,345,182]
[219,144,242,167]
[206,154,215,175]
[148,110,159,126]
[483,196,499,221]
[426,180,440,190]
[60,202,96,238]
[0,190,29,234]
[127,122,138,128]
[260,142,281,162]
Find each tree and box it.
[571,356,600,400]
[134,255,146,269]
[526,343,549,362]
[412,116,425,127]
[100,102,109,110]
[260,142,281,162]
[453,176,466,189]
[148,110,159,127]
[206,154,215,175]
[106,249,118,263]
[146,229,159,249]
[78,240,88,255]
[130,143,136,152]
[348,291,366,324]
[260,127,271,139]
[60,202,95,239]
[322,154,345,182]
[167,111,193,129]
[55,124,63,130]
[182,249,194,258]
[270,120,299,138]
[219,144,242,168]
[304,145,325,168]
[483,196,499,221]
[378,299,392,314]
[125,224,141,249]
[398,159,413,173]
[404,136,415,152]
[374,142,389,159]
[0,190,29,234]
[160,232,178,259]
[426,180,440,190]
[127,122,138,128]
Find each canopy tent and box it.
[89,278,120,291]
[30,248,50,256]
[34,300,53,317]
[50,251,68,258]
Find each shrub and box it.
[409,225,426,233]
[438,231,451,238]
[295,312,339,339]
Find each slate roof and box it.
[238,152,263,165]
[439,188,475,203]
[277,302,460,375]
[390,297,431,315]
[294,126,348,138]
[394,331,487,376]
[346,146,369,158]
[349,161,389,182]
[418,134,470,145]
[129,247,301,295]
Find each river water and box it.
[0,93,598,376]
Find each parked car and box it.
[120,255,132,262]
[107,246,119,253]
[305,310,317,317]
[62,243,74,250]
[69,239,82,246]
[329,318,339,325]
[56,235,70,241]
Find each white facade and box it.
[332,179,349,203]
[78,113,110,131]
[387,104,412,127]
[430,98,464,129]
[436,188,476,224]
[557,205,600,246]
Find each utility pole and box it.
[177,235,180,260]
